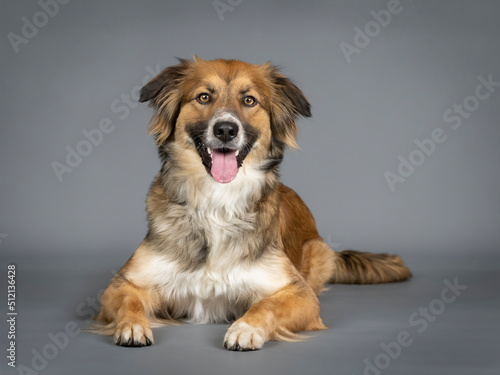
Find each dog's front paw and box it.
[223,322,266,351]
[114,321,153,347]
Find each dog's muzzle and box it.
[207,121,241,184]
[188,111,256,184]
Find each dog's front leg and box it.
[97,276,155,347]
[223,280,326,351]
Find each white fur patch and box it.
[127,249,289,324]
[206,109,245,148]
[128,138,287,324]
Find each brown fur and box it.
[93,57,411,350]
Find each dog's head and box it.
[139,56,311,184]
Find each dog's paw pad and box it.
[223,322,265,351]
[114,322,154,347]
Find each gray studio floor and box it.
[1,250,499,375]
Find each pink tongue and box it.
[211,149,238,183]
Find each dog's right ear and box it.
[139,59,191,144]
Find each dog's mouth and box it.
[197,145,249,184]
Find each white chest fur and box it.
[128,248,289,324]
[131,163,289,323]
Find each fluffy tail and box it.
[329,250,411,284]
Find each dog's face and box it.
[139,57,311,183]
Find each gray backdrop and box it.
[1,1,499,375]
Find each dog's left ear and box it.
[139,59,191,144]
[267,66,311,149]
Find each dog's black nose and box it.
[213,122,238,143]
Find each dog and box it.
[94,56,411,351]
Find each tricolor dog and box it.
[94,57,411,351]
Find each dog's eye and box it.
[197,93,211,104]
[243,96,257,107]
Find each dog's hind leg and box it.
[299,239,412,293]
[300,238,336,296]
